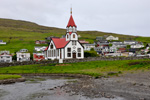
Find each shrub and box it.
[12,54,17,60]
[84,51,99,57]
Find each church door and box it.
[73,53,76,59]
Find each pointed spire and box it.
[70,7,72,15]
[67,15,76,27]
[67,7,76,27]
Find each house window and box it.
[67,48,71,57]
[78,53,81,57]
[52,50,53,57]
[48,50,50,57]
[67,53,71,57]
[73,27,76,32]
[78,48,81,57]
[6,60,10,62]
[57,50,59,56]
[54,50,55,57]
[73,34,75,38]
[51,44,53,49]
[72,41,76,45]
[49,50,51,57]
[67,48,71,52]
[78,48,81,52]
[69,27,72,32]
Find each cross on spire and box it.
[70,7,72,15]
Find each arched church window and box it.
[73,27,76,32]
[73,34,75,38]
[69,27,72,32]
[67,35,68,39]
[51,44,53,49]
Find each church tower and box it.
[66,8,78,41]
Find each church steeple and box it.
[66,8,78,41]
[66,8,77,33]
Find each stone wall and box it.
[63,56,150,63]
[0,56,149,67]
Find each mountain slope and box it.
[0,18,149,53]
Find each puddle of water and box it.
[0,76,125,100]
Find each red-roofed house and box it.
[44,12,84,60]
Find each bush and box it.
[84,51,99,57]
[12,54,17,60]
[30,53,33,60]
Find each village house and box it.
[130,44,144,48]
[146,43,150,49]
[33,53,45,61]
[0,51,12,63]
[16,49,30,62]
[79,40,95,51]
[34,46,47,52]
[94,42,110,55]
[117,48,126,53]
[124,40,138,45]
[0,40,6,45]
[83,43,95,51]
[35,40,47,44]
[45,36,59,41]
[112,43,126,48]
[20,49,28,52]
[106,35,119,41]
[33,46,47,61]
[129,48,138,53]
[105,53,121,57]
[44,11,84,61]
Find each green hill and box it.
[0,18,149,54]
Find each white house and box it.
[0,40,6,45]
[34,46,47,52]
[106,35,119,41]
[131,44,144,48]
[17,49,30,62]
[124,41,138,45]
[0,51,12,63]
[44,12,84,60]
[20,49,28,52]
[82,44,95,51]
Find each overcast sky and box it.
[0,0,150,36]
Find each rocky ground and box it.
[0,78,25,84]
[62,71,150,100]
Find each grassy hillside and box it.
[0,18,149,54]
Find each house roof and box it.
[124,40,137,42]
[69,32,72,35]
[44,46,48,51]
[67,15,77,27]
[52,38,69,49]
[79,40,89,44]
[0,53,12,56]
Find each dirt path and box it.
[62,71,150,100]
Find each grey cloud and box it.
[0,0,149,36]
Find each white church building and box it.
[44,11,84,60]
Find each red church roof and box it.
[44,46,48,51]
[52,38,69,49]
[69,32,72,35]
[67,15,77,27]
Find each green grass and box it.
[0,59,150,77]
[0,74,21,80]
